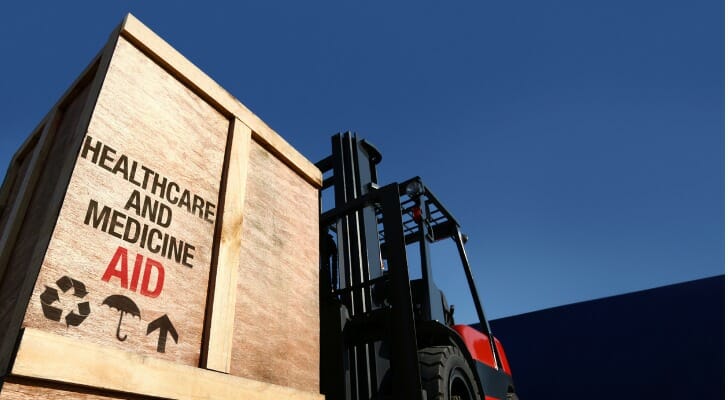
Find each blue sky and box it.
[0,1,723,322]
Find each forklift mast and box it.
[317,133,510,400]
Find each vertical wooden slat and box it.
[0,148,22,219]
[203,118,252,373]
[0,116,57,286]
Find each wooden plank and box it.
[20,36,229,366]
[0,130,34,245]
[10,328,323,400]
[203,119,252,373]
[0,117,45,207]
[0,114,57,293]
[229,141,320,392]
[2,125,44,176]
[0,159,18,224]
[119,13,322,189]
[0,131,33,219]
[0,377,156,400]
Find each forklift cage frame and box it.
[317,133,501,400]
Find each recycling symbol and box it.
[40,276,90,327]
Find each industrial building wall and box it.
[489,276,724,399]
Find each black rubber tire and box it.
[418,346,481,400]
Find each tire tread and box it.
[418,345,478,400]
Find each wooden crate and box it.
[0,14,322,400]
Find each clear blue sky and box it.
[0,1,723,322]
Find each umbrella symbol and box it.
[102,294,141,341]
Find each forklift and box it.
[317,133,518,400]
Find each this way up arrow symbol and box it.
[146,314,178,353]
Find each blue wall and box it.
[489,276,724,399]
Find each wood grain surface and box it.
[203,119,252,373]
[1,14,324,395]
[8,328,323,400]
[230,141,320,392]
[0,378,157,400]
[21,36,229,366]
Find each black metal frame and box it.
[318,133,501,400]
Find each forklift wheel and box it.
[418,346,480,400]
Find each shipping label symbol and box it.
[40,276,91,327]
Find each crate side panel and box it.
[21,37,229,366]
[0,80,93,358]
[230,141,320,392]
